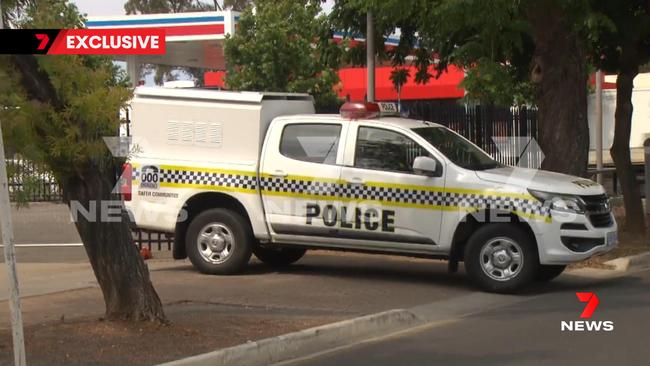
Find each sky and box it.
[72,0,335,16]
[73,0,126,16]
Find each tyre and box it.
[185,208,253,275]
[464,224,539,293]
[253,246,306,267]
[535,265,566,282]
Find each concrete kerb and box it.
[158,291,529,366]
[604,251,650,272]
[158,309,421,366]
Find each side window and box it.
[355,127,432,173]
[280,124,342,164]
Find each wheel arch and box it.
[448,209,538,272]
[173,192,254,259]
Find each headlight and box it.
[528,189,586,214]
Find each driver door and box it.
[338,123,445,250]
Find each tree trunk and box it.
[63,166,167,323]
[527,2,590,177]
[611,66,646,234]
[10,54,167,323]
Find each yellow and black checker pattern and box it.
[133,165,550,220]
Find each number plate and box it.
[606,231,618,247]
[377,102,398,115]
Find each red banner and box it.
[48,28,166,55]
[0,29,166,55]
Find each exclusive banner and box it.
[0,29,166,55]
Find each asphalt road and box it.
[288,268,650,366]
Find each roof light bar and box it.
[340,102,381,120]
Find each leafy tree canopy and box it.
[223,0,251,11]
[0,0,131,182]
[124,0,251,13]
[588,0,650,73]
[224,0,341,111]
[329,0,608,106]
[1,0,167,321]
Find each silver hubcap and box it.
[197,223,234,264]
[479,237,524,281]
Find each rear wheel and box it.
[536,265,566,282]
[186,208,253,275]
[253,246,307,267]
[464,224,538,293]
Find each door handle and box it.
[346,177,365,186]
[271,170,288,178]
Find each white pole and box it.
[126,56,139,87]
[596,70,604,184]
[366,11,375,102]
[0,124,27,366]
[0,2,27,364]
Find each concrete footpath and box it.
[1,251,469,328]
[10,202,81,244]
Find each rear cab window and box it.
[280,123,342,164]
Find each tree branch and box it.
[11,54,64,111]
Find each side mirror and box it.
[413,156,440,177]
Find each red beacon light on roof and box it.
[340,102,381,120]
[340,101,400,120]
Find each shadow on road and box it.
[153,252,630,296]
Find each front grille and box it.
[581,194,614,228]
[561,223,588,231]
[589,213,614,228]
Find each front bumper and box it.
[531,211,618,265]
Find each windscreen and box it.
[412,127,502,171]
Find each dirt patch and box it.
[0,302,343,366]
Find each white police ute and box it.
[123,87,617,293]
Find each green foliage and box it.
[461,60,534,106]
[389,67,408,93]
[586,0,650,73]
[0,1,132,183]
[0,0,33,27]
[224,0,341,111]
[223,0,251,11]
[330,0,536,106]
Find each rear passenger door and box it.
[260,119,346,243]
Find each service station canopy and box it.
[86,11,239,78]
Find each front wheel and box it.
[253,246,307,267]
[185,208,253,275]
[464,224,539,293]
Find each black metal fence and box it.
[404,101,540,168]
[6,155,62,202]
[132,229,174,251]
